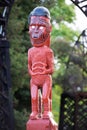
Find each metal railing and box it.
[71,0,87,17]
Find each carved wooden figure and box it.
[27,6,58,130]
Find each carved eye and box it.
[31,25,35,29]
[39,26,44,30]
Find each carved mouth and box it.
[33,36,38,39]
[32,34,40,39]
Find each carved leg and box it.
[30,80,38,119]
[42,80,52,119]
[30,100,38,119]
[49,88,52,112]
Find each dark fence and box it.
[0,40,14,130]
[0,0,14,130]
[59,92,87,130]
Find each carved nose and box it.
[35,26,39,32]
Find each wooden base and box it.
[26,118,58,130]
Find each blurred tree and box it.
[52,27,87,92]
[50,1,87,93]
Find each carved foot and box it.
[30,112,38,120]
[43,111,53,119]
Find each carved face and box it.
[29,16,51,47]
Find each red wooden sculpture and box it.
[27,6,58,130]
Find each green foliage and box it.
[52,85,63,122]
[14,87,31,110]
[50,0,75,23]
[52,37,72,58]
[63,64,83,91]
[51,18,78,42]
[14,109,29,130]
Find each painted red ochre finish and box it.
[27,6,58,130]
